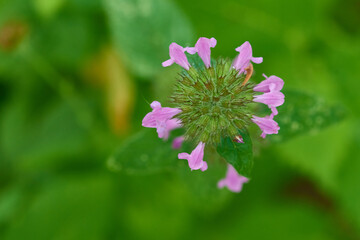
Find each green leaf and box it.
[103,0,193,78]
[4,174,113,240]
[216,129,253,177]
[335,121,360,233]
[269,89,346,142]
[29,14,103,70]
[177,160,231,213]
[32,0,66,19]
[107,129,179,174]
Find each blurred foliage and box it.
[0,0,359,239]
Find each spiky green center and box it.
[171,58,255,145]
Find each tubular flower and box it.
[233,41,263,74]
[186,37,217,68]
[142,37,285,192]
[253,74,285,116]
[162,42,191,70]
[142,101,182,140]
[251,115,280,138]
[178,142,207,171]
[218,164,249,193]
[253,74,284,93]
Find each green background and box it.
[0,0,359,239]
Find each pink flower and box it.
[253,91,285,114]
[218,164,249,193]
[142,101,182,140]
[156,118,182,140]
[172,136,185,149]
[253,75,284,93]
[186,37,217,68]
[178,142,208,171]
[252,115,280,138]
[233,41,263,74]
[162,43,191,70]
[253,75,285,116]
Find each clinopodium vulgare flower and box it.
[142,37,285,193]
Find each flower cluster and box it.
[142,37,285,193]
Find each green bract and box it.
[171,58,255,145]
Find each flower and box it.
[178,142,208,171]
[142,101,182,139]
[172,136,185,149]
[233,41,263,74]
[253,91,285,115]
[253,75,285,116]
[218,164,249,193]
[143,37,286,190]
[186,37,217,68]
[162,42,190,70]
[252,115,280,138]
[156,118,182,140]
[253,75,284,93]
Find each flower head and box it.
[218,164,249,192]
[142,101,182,139]
[252,115,280,138]
[178,142,207,171]
[162,43,190,70]
[186,37,217,68]
[233,41,263,74]
[143,38,285,190]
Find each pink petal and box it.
[200,161,208,171]
[172,136,185,149]
[253,75,284,93]
[178,142,207,171]
[142,101,182,139]
[157,118,182,140]
[185,47,197,54]
[178,152,190,159]
[251,57,263,64]
[162,59,174,67]
[233,41,263,74]
[186,37,217,68]
[150,101,161,109]
[253,91,285,107]
[270,107,278,116]
[252,115,280,138]
[217,165,249,193]
[166,42,190,70]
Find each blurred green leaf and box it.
[0,187,22,224]
[277,120,352,190]
[0,91,93,173]
[32,0,66,19]
[4,174,113,240]
[217,129,253,177]
[103,0,193,78]
[335,121,360,234]
[269,89,346,143]
[211,202,346,240]
[177,160,231,213]
[29,14,103,70]
[108,129,178,173]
